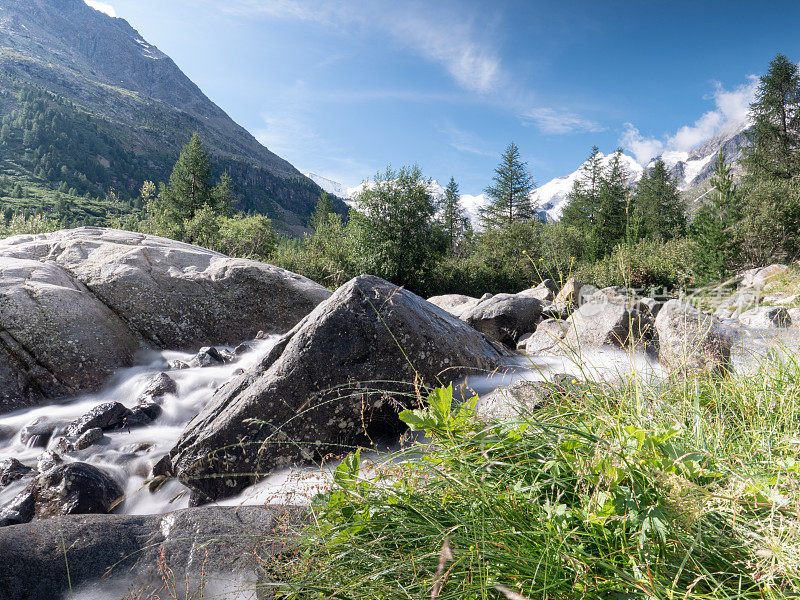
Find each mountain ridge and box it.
[0,0,341,230]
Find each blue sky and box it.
[86,0,800,195]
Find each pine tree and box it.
[481,142,536,228]
[160,133,215,222]
[440,177,467,254]
[561,146,604,257]
[744,53,800,181]
[690,153,740,281]
[631,158,686,241]
[596,149,629,250]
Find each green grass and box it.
[272,357,800,599]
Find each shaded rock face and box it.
[170,275,508,503]
[0,227,331,414]
[562,297,654,350]
[0,505,308,600]
[655,300,732,376]
[462,294,544,347]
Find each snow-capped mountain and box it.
[653,118,750,191]
[535,152,644,221]
[307,119,749,227]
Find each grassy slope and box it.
[274,355,800,599]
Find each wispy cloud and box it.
[521,107,605,135]
[620,76,758,164]
[223,0,503,94]
[84,0,117,17]
[436,122,495,156]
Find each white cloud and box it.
[522,107,605,135]
[620,77,758,164]
[84,0,117,18]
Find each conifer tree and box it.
[690,153,740,281]
[439,177,467,254]
[160,133,230,221]
[561,146,604,257]
[631,158,686,241]
[744,53,800,181]
[596,149,629,249]
[310,191,335,230]
[481,142,536,228]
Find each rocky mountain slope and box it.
[0,0,342,229]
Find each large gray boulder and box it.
[0,227,331,414]
[0,505,307,600]
[655,300,732,376]
[521,318,568,354]
[738,264,789,291]
[561,296,654,351]
[0,227,331,348]
[0,257,141,413]
[169,275,508,503]
[462,293,544,347]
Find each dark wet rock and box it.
[462,294,544,347]
[52,436,74,454]
[0,425,16,443]
[67,402,131,436]
[0,486,35,527]
[34,462,123,519]
[123,403,162,428]
[170,275,508,503]
[74,428,104,451]
[427,294,481,319]
[0,458,32,486]
[20,417,61,448]
[234,341,254,355]
[0,505,308,600]
[655,300,732,376]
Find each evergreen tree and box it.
[481,142,536,228]
[561,146,604,258]
[744,53,800,181]
[160,133,228,221]
[439,177,468,254]
[596,150,629,250]
[631,158,686,241]
[690,153,740,281]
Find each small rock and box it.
[122,403,162,428]
[137,372,177,404]
[189,347,226,368]
[121,442,154,454]
[53,437,74,454]
[640,297,664,317]
[522,319,568,354]
[427,294,481,319]
[67,402,131,436]
[480,293,493,301]
[255,330,268,339]
[37,451,62,473]
[554,277,583,305]
[0,458,32,487]
[168,359,190,370]
[462,294,544,347]
[74,428,104,451]
[234,342,253,355]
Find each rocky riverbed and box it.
[0,227,798,599]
